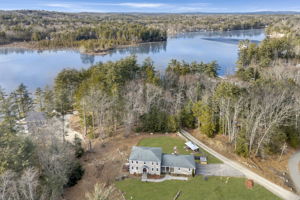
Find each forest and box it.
[1,13,300,200]
[0,10,299,53]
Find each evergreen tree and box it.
[13,84,33,118]
[43,85,55,115]
[0,87,17,130]
[192,101,216,137]
[34,87,44,111]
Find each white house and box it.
[129,146,196,176]
[129,146,162,175]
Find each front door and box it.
[143,167,148,174]
[166,167,170,173]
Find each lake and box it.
[0,29,265,91]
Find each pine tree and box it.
[13,84,33,118]
[34,87,44,112]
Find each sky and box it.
[0,0,300,13]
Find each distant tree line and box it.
[1,10,298,51]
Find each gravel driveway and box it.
[196,163,244,177]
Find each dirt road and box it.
[179,129,300,200]
[289,151,300,193]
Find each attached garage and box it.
[161,154,196,175]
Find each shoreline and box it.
[0,40,167,56]
[0,28,264,55]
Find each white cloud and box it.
[43,2,167,10]
[42,1,220,13]
[45,3,72,8]
[118,3,166,8]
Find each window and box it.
[131,161,133,164]
[136,161,138,164]
[156,168,158,171]
[189,168,190,171]
[136,167,138,170]
[144,162,146,164]
[132,167,133,169]
[152,168,154,171]
[178,168,181,170]
[156,162,158,165]
[152,162,153,165]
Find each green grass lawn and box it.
[116,135,280,200]
[116,176,280,200]
[137,135,222,164]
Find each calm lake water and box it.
[0,29,265,91]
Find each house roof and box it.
[162,154,196,169]
[129,146,162,162]
[26,111,46,122]
[185,141,199,151]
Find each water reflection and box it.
[171,29,265,40]
[80,54,95,65]
[0,47,34,55]
[201,38,260,45]
[109,41,167,55]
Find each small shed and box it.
[185,141,199,151]
[200,156,207,165]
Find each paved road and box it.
[196,163,244,177]
[179,129,300,200]
[289,151,300,193]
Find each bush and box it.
[265,128,287,154]
[166,115,179,132]
[74,136,84,158]
[235,129,249,157]
[66,161,84,187]
[236,67,259,82]
[192,101,216,137]
[286,127,300,148]
[180,104,196,129]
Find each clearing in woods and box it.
[116,136,280,200]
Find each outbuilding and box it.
[185,141,199,151]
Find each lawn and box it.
[116,135,280,200]
[116,176,280,200]
[137,135,222,164]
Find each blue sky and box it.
[1,0,300,13]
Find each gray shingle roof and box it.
[162,154,196,169]
[129,146,162,162]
